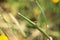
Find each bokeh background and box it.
[0,0,60,40]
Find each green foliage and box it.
[0,0,60,40]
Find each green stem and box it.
[18,13,36,26]
[18,13,50,39]
[36,1,47,23]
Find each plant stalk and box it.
[18,13,50,39]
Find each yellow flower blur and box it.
[0,35,8,40]
[34,8,40,17]
[52,0,59,3]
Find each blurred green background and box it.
[0,0,60,40]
